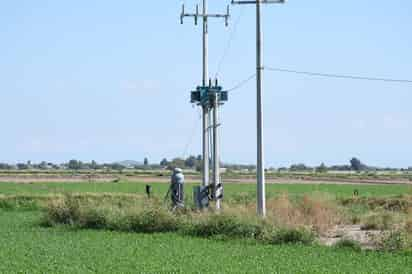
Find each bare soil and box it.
[320,225,384,250]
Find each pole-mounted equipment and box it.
[181,1,230,210]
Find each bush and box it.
[266,228,315,245]
[267,193,342,234]
[186,214,261,239]
[0,195,42,211]
[79,208,108,229]
[361,213,393,231]
[42,194,81,226]
[42,194,323,247]
[123,207,180,233]
[406,219,412,234]
[377,231,410,251]
[333,239,362,252]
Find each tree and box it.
[68,160,81,170]
[290,163,312,172]
[39,161,48,170]
[0,163,11,170]
[169,158,185,169]
[350,158,365,172]
[17,163,29,170]
[144,158,149,166]
[91,160,98,170]
[160,158,168,167]
[110,163,123,171]
[185,155,197,168]
[316,163,328,173]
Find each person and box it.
[170,168,185,209]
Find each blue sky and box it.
[0,0,411,167]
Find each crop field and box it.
[1,211,412,273]
[1,181,412,273]
[0,181,411,197]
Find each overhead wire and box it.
[225,66,412,94]
[214,6,245,80]
[226,73,256,92]
[181,107,202,159]
[265,67,412,84]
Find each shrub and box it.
[266,193,342,233]
[406,219,412,235]
[361,213,393,231]
[377,231,410,251]
[123,207,180,233]
[42,194,331,247]
[42,194,81,226]
[79,208,109,229]
[186,214,261,239]
[333,239,362,252]
[0,195,42,211]
[265,228,315,245]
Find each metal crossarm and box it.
[181,4,230,27]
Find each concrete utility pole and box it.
[212,80,221,210]
[202,0,210,188]
[231,0,286,217]
[181,1,229,210]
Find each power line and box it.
[181,108,202,159]
[265,67,412,84]
[214,6,245,79]
[227,73,256,92]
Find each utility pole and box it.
[202,0,210,189]
[181,1,229,210]
[231,0,286,217]
[212,80,222,210]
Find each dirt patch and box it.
[320,225,384,249]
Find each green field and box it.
[1,211,412,273]
[1,181,412,273]
[1,181,411,198]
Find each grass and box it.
[1,181,412,272]
[1,211,412,273]
[40,193,318,245]
[0,181,411,198]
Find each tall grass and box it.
[41,193,348,245]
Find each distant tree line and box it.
[0,157,411,172]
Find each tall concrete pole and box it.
[213,91,221,210]
[256,0,266,217]
[202,0,210,188]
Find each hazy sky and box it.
[0,0,411,167]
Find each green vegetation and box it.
[333,239,362,252]
[1,211,412,273]
[1,181,412,273]
[0,181,411,198]
[40,193,317,245]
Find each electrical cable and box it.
[214,6,245,79]
[181,107,202,159]
[265,67,412,84]
[227,73,257,92]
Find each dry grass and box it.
[265,193,343,234]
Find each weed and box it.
[265,228,315,245]
[377,230,410,251]
[361,213,393,231]
[333,239,362,252]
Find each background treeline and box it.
[0,157,411,172]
